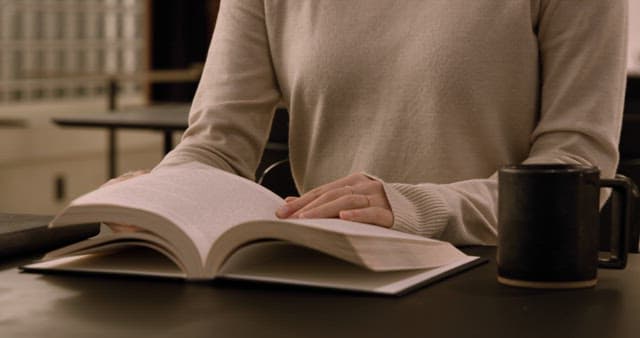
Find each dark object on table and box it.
[600,165,640,253]
[0,213,99,258]
[498,164,631,289]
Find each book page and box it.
[218,241,481,295]
[60,162,284,263]
[207,218,466,273]
[25,247,187,280]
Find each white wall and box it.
[630,0,640,75]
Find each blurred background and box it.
[0,0,218,213]
[0,0,638,215]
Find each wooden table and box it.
[1,245,639,338]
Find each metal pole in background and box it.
[107,78,118,179]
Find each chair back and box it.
[257,159,298,198]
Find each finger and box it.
[295,180,386,217]
[339,207,394,228]
[276,189,324,218]
[102,170,148,187]
[305,173,370,196]
[276,173,370,218]
[355,180,391,210]
[297,194,371,219]
[104,223,143,233]
[291,186,354,218]
[284,196,298,203]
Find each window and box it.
[0,0,149,105]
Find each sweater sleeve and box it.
[386,0,628,246]
[155,0,280,180]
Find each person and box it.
[115,0,629,245]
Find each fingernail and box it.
[276,205,289,217]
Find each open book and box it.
[23,162,483,295]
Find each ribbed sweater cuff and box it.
[383,182,450,238]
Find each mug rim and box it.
[500,163,599,174]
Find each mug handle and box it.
[599,175,632,269]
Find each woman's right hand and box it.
[103,169,148,188]
[101,170,149,233]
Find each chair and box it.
[254,108,297,198]
[257,159,298,198]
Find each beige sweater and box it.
[157,0,628,245]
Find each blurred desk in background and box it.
[52,105,190,179]
[0,117,28,128]
[51,106,290,180]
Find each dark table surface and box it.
[1,246,639,338]
[0,213,98,258]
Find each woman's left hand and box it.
[275,173,393,228]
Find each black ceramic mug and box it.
[497,164,631,289]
